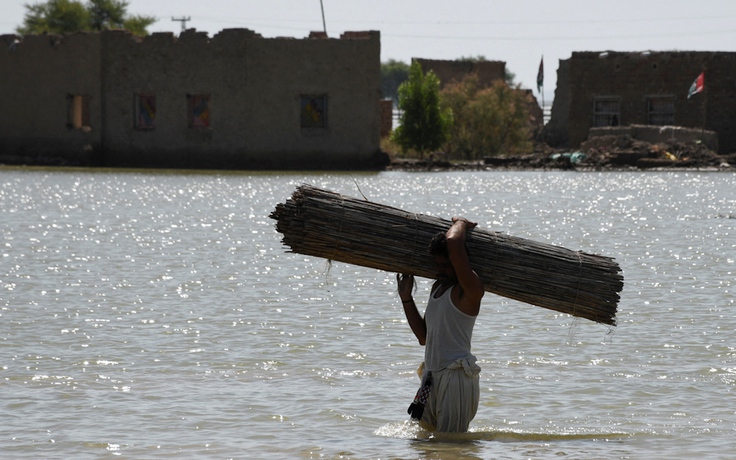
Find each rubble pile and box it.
[579,134,728,169]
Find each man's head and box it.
[429,232,456,283]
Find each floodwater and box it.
[1,168,734,459]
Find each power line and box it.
[188,13,736,28]
[381,28,736,42]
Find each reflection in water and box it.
[376,421,628,460]
[376,420,628,442]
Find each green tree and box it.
[380,59,409,107]
[17,0,89,35]
[121,14,155,36]
[88,0,127,30]
[441,75,533,159]
[17,0,155,36]
[391,61,453,159]
[504,68,516,86]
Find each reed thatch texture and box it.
[270,185,623,326]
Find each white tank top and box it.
[424,285,477,372]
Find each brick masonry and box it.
[546,51,736,154]
[0,29,384,169]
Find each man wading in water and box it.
[397,217,484,432]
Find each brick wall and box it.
[415,58,506,88]
[379,99,393,137]
[546,51,736,154]
[0,32,103,164]
[0,29,384,169]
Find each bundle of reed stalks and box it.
[270,185,623,326]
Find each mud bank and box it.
[388,136,735,172]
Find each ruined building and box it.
[545,51,736,154]
[415,58,506,89]
[0,29,385,170]
[415,58,544,136]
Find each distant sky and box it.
[3,0,736,104]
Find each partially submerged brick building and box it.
[415,58,506,89]
[545,51,736,154]
[0,29,385,170]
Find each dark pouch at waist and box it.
[407,371,432,420]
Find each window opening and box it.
[593,97,621,127]
[647,96,675,125]
[67,94,91,130]
[135,93,156,129]
[188,94,211,128]
[301,95,328,129]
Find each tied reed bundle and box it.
[270,185,623,326]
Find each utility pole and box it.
[320,0,327,34]
[172,16,191,33]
